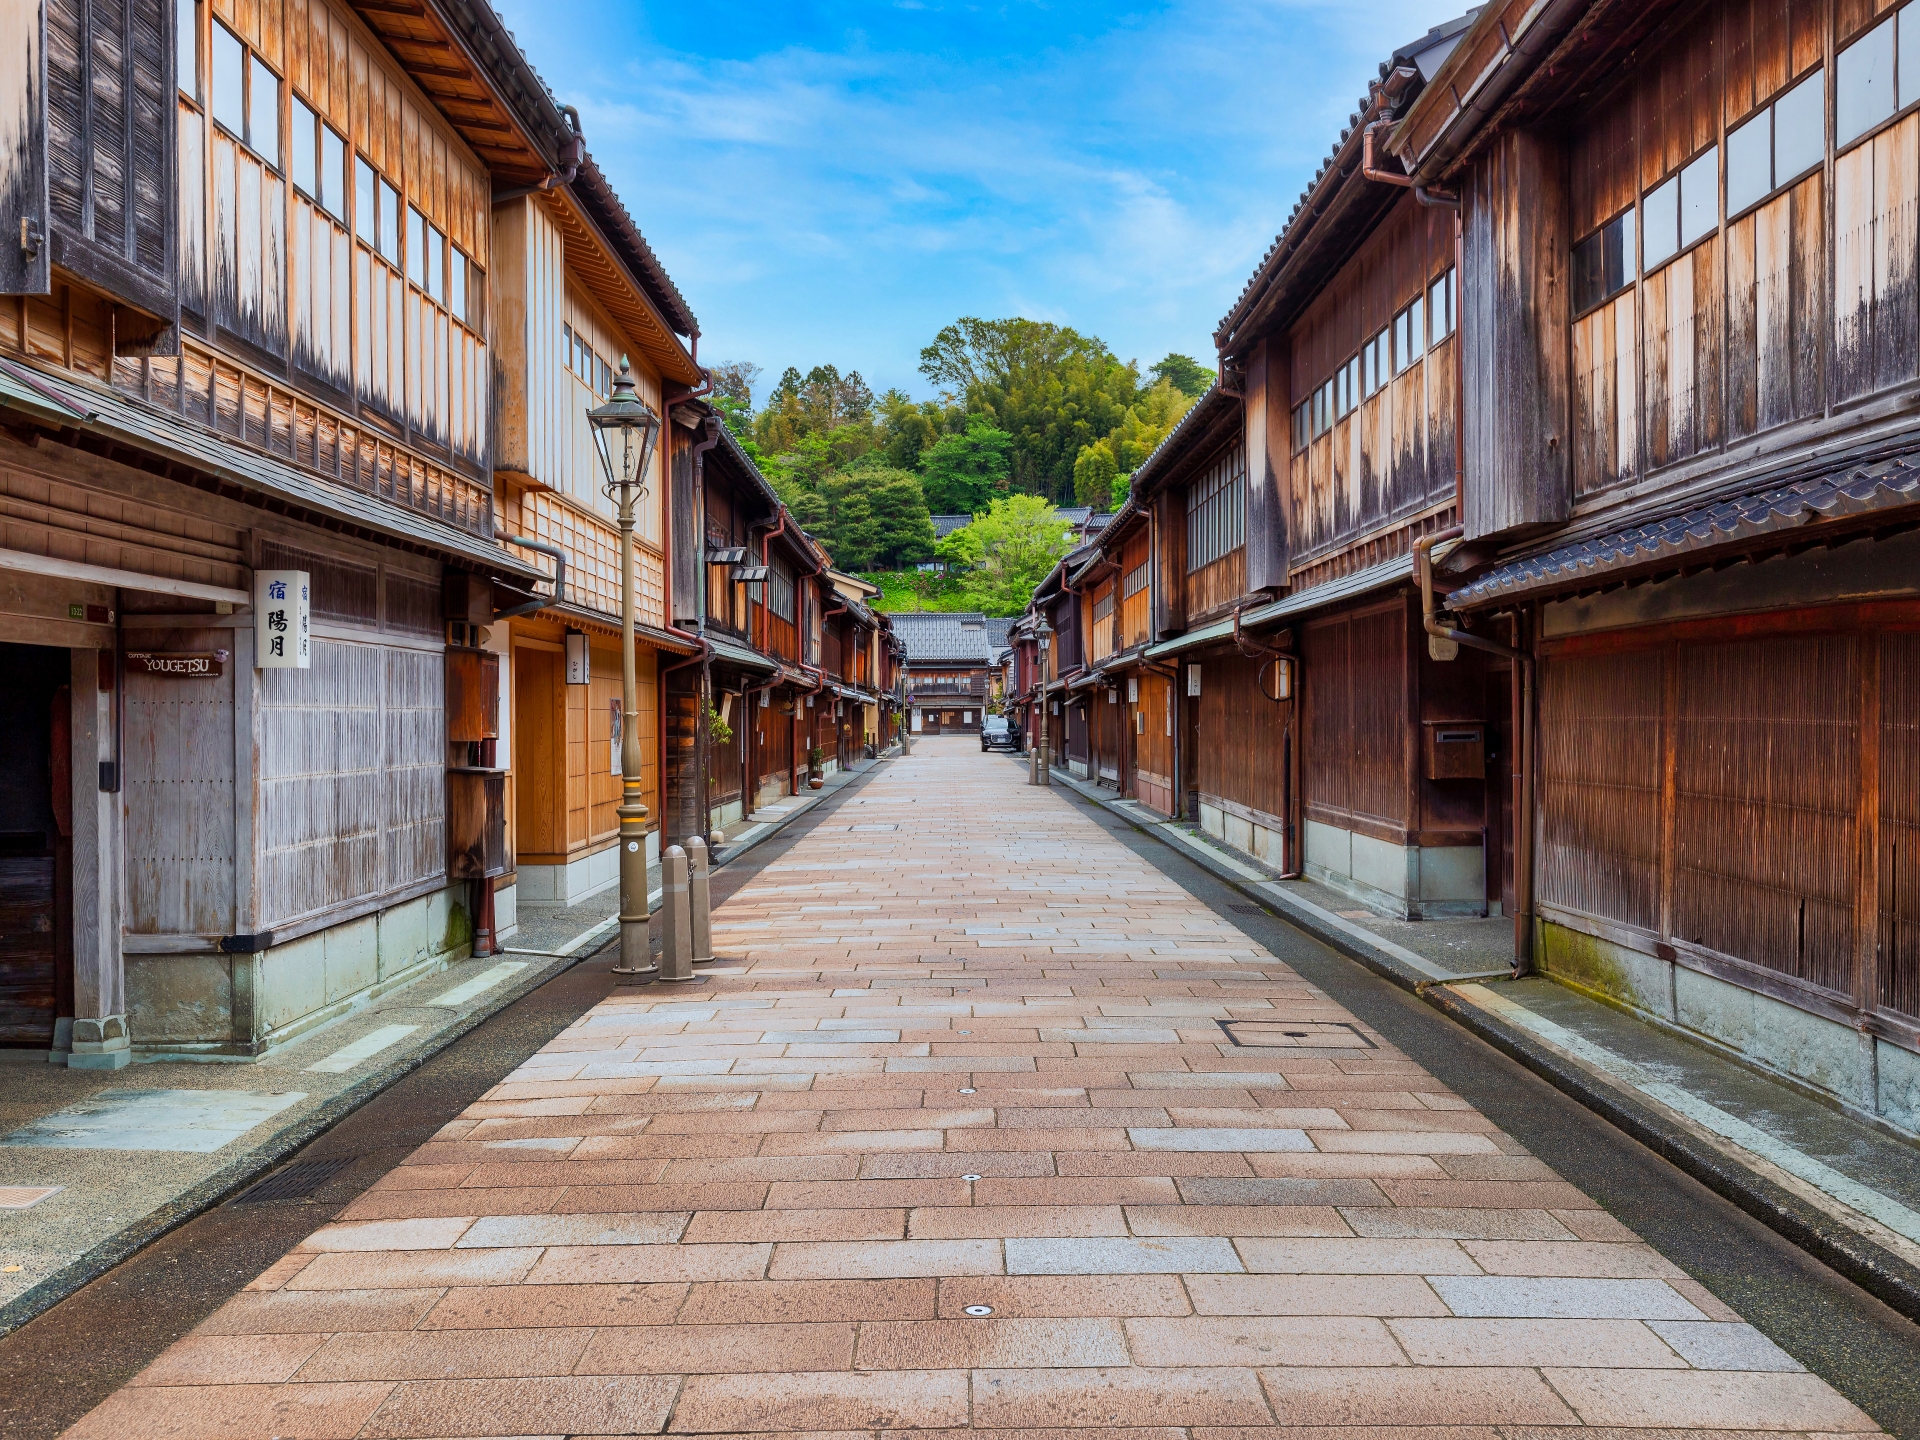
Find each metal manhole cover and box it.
[233,1155,355,1203]
[1218,1020,1375,1049]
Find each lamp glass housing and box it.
[587,355,662,501]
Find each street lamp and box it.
[1031,617,1052,787]
[589,357,663,980]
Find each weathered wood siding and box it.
[1558,0,1920,506]
[1302,600,1411,837]
[1461,130,1568,539]
[1539,611,1920,1041]
[1194,652,1291,825]
[172,0,489,466]
[1290,193,1459,560]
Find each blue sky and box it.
[493,0,1467,404]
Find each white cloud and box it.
[496,0,1472,396]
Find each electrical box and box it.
[1423,722,1485,780]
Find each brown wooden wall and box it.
[1289,193,1457,564]
[1563,0,1918,503]
[1194,653,1291,824]
[1302,600,1411,836]
[1135,671,1175,814]
[1539,609,1920,1039]
[1187,548,1246,620]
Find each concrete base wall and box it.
[516,832,658,909]
[127,885,473,1061]
[1538,920,1920,1138]
[1297,819,1486,919]
[1198,800,1288,870]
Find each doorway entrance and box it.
[0,643,74,1048]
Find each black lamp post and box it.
[588,357,663,980]
[1032,617,1052,787]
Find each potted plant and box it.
[807,745,826,789]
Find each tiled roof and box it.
[930,514,973,538]
[1448,456,1920,608]
[890,611,1024,664]
[1213,8,1480,349]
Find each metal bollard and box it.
[659,846,696,983]
[688,835,714,965]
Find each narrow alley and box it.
[45,739,1908,1437]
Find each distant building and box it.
[892,612,1014,735]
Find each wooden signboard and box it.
[126,651,228,678]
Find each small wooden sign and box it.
[127,650,228,678]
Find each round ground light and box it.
[963,1305,993,1317]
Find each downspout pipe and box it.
[497,536,567,618]
[1364,118,1459,208]
[1416,526,1534,977]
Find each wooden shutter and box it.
[0,0,51,294]
[42,0,177,336]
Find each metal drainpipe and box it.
[1416,526,1534,976]
[490,106,583,203]
[498,537,568,618]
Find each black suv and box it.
[980,715,1019,752]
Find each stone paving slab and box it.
[55,737,1886,1436]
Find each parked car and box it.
[980,715,1018,753]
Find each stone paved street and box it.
[60,739,1885,1437]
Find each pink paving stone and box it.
[56,741,1885,1440]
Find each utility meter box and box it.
[1423,721,1485,780]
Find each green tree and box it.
[1071,377,1195,506]
[919,318,1138,501]
[1149,352,1216,397]
[1072,439,1119,508]
[934,494,1073,615]
[919,415,1013,515]
[708,360,761,409]
[874,388,960,470]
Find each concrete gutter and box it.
[1034,757,1920,1326]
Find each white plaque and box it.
[566,630,591,685]
[254,570,311,669]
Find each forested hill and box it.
[707,321,1212,600]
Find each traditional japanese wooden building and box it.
[0,0,584,1062]
[894,612,1001,735]
[1378,0,1920,1130]
[490,157,702,917]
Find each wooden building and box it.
[489,156,703,915]
[0,0,570,1061]
[894,612,1003,735]
[1379,0,1920,1131]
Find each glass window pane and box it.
[1429,276,1449,338]
[249,56,278,166]
[1773,69,1825,183]
[1642,176,1679,269]
[1680,144,1718,246]
[1905,7,1920,110]
[1726,109,1771,216]
[178,0,198,97]
[449,250,465,321]
[321,127,346,223]
[379,181,399,264]
[426,225,443,302]
[354,157,374,243]
[1612,210,1633,293]
[289,96,316,198]
[1409,295,1425,355]
[1393,311,1408,372]
[211,22,244,136]
[1362,343,1375,396]
[406,206,423,286]
[1838,16,1895,147]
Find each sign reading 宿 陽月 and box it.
[254,570,311,670]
